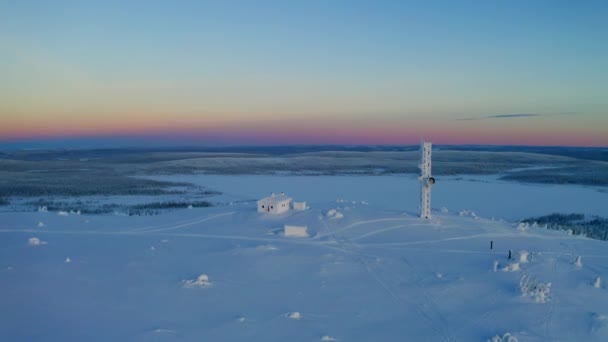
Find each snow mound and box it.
[58,211,69,216]
[182,274,212,288]
[28,237,47,246]
[519,251,530,263]
[590,313,608,333]
[326,209,344,219]
[37,221,45,227]
[286,311,302,320]
[487,332,518,342]
[153,328,177,334]
[236,316,246,323]
[441,207,449,213]
[256,244,278,251]
[321,335,337,341]
[502,262,520,272]
[593,277,601,289]
[517,222,529,232]
[149,246,156,251]
[574,256,583,268]
[520,275,551,303]
[38,206,47,212]
[459,210,478,219]
[65,257,71,263]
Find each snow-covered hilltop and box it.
[1,198,607,341]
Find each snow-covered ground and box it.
[1,175,607,341]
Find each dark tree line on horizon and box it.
[522,213,608,241]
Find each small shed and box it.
[293,201,307,211]
[284,225,308,237]
[257,193,292,215]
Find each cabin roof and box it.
[258,193,292,204]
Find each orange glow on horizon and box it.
[2,114,606,147]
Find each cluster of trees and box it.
[28,199,213,216]
[0,197,9,206]
[522,213,608,241]
[127,201,212,216]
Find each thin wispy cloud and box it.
[457,112,576,121]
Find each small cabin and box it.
[293,201,307,211]
[257,193,292,215]
[284,224,308,237]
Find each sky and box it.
[1,0,607,148]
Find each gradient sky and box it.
[1,0,607,147]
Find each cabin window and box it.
[261,205,264,208]
[271,206,274,209]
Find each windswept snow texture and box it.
[0,177,607,341]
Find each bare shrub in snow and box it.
[487,332,518,342]
[38,206,48,212]
[519,275,551,303]
[28,237,47,246]
[182,274,212,288]
[441,207,448,213]
[594,277,601,289]
[574,256,583,268]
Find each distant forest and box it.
[522,213,608,241]
[1,144,607,161]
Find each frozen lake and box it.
[151,174,608,221]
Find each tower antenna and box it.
[419,141,435,219]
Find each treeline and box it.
[128,201,212,215]
[501,166,608,186]
[0,170,194,197]
[28,199,213,216]
[522,213,608,241]
[0,197,9,206]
